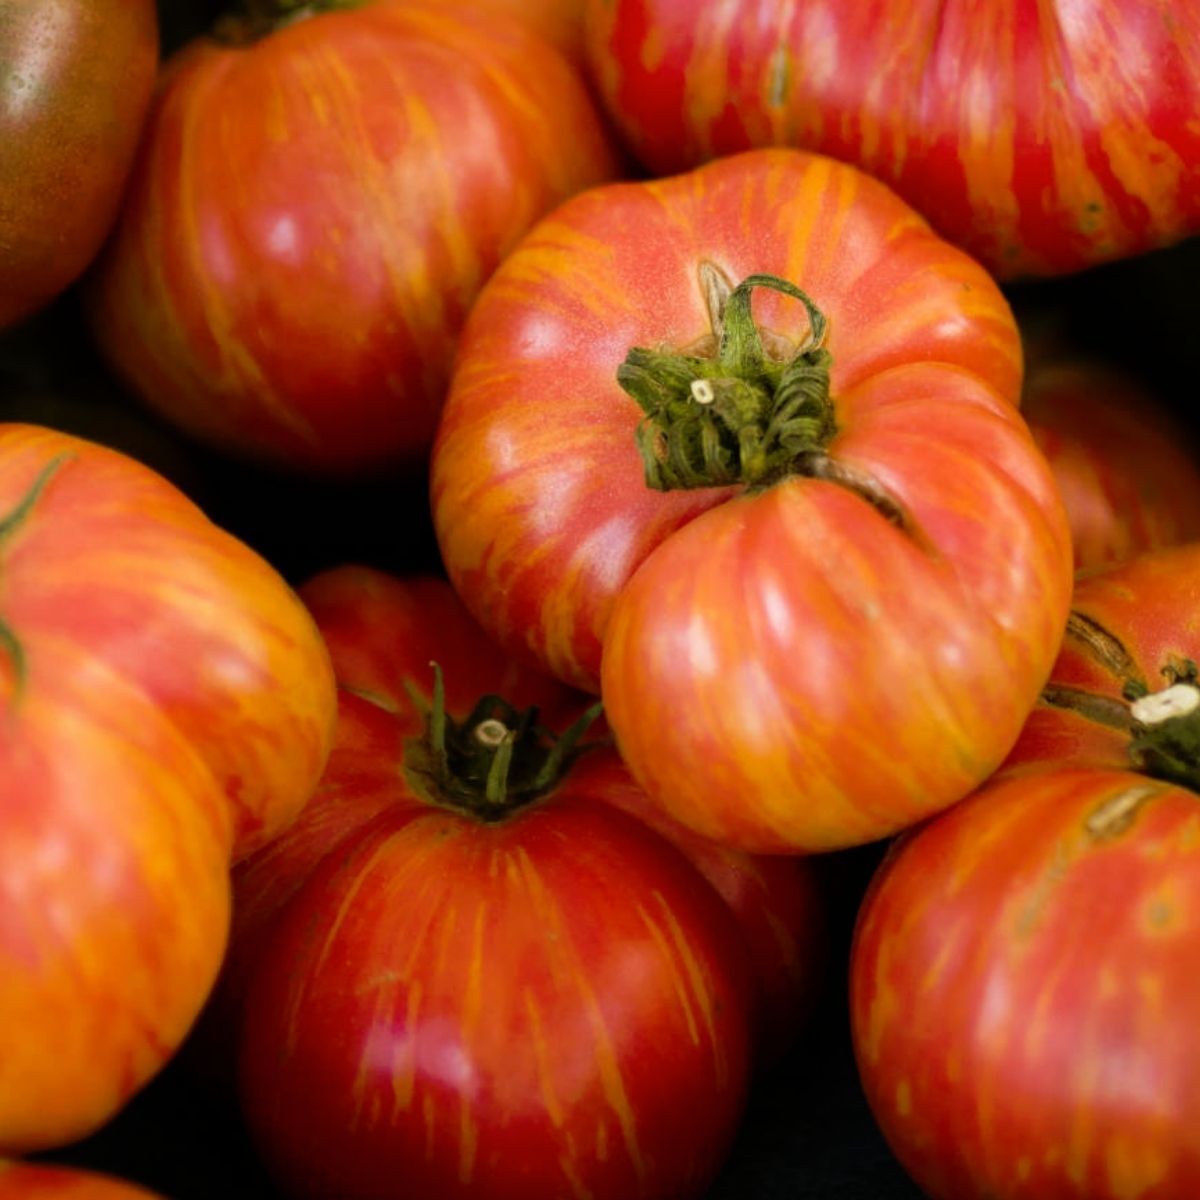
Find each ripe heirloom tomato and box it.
[0,1162,161,1199]
[432,147,1073,854]
[1021,358,1200,570]
[851,542,1200,1200]
[0,424,337,1154]
[85,0,621,474]
[583,0,1200,279]
[0,0,157,328]
[225,566,823,1200]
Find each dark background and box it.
[4,2,1199,1196]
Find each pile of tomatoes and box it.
[3,2,1200,1198]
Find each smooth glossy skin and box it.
[434,147,1072,853]
[222,567,817,1199]
[0,424,337,1153]
[0,0,158,328]
[850,544,1200,1200]
[86,1,621,474]
[0,1161,162,1199]
[583,0,1200,279]
[1022,360,1200,570]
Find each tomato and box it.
[1021,357,1200,570]
[0,0,157,328]
[0,424,337,1154]
[462,0,585,63]
[0,1161,161,1199]
[220,566,821,1200]
[432,147,1073,853]
[84,0,621,474]
[582,0,1200,280]
[850,542,1200,1200]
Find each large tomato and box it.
[0,424,337,1154]
[1021,357,1200,570]
[0,1162,161,1199]
[432,147,1073,853]
[850,542,1200,1200]
[84,0,621,474]
[225,566,821,1200]
[582,0,1200,279]
[0,0,157,328]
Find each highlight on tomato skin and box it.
[848,541,1200,1200]
[0,423,338,1156]
[581,0,1200,280]
[83,0,623,476]
[198,565,826,1200]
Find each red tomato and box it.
[582,0,1200,279]
[84,1,621,474]
[0,1161,162,1199]
[432,147,1073,853]
[850,542,1200,1200]
[0,0,158,328]
[0,424,337,1154]
[224,566,821,1200]
[1021,358,1200,570]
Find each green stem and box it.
[619,265,836,491]
[1045,612,1200,792]
[0,455,69,704]
[403,664,605,821]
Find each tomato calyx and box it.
[619,264,836,492]
[217,0,359,44]
[403,664,605,821]
[0,454,69,703]
[1044,611,1200,791]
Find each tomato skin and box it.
[240,794,753,1200]
[0,1161,162,1199]
[434,147,1071,852]
[0,424,337,1153]
[583,0,1200,279]
[433,147,1029,696]
[852,768,1200,1200]
[463,0,586,63]
[1021,360,1200,571]
[849,544,1200,1200]
[0,0,158,328]
[85,1,621,474]
[221,566,821,1198]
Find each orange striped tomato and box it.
[850,542,1200,1200]
[583,0,1200,279]
[226,566,822,1200]
[0,424,337,1154]
[1021,358,1200,570]
[432,147,1073,854]
[84,0,621,474]
[0,1161,163,1200]
[0,1161,162,1199]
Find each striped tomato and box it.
[85,0,620,474]
[432,148,1073,853]
[583,0,1200,279]
[851,542,1200,1199]
[225,566,823,1200]
[0,424,337,1154]
[1021,357,1200,570]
